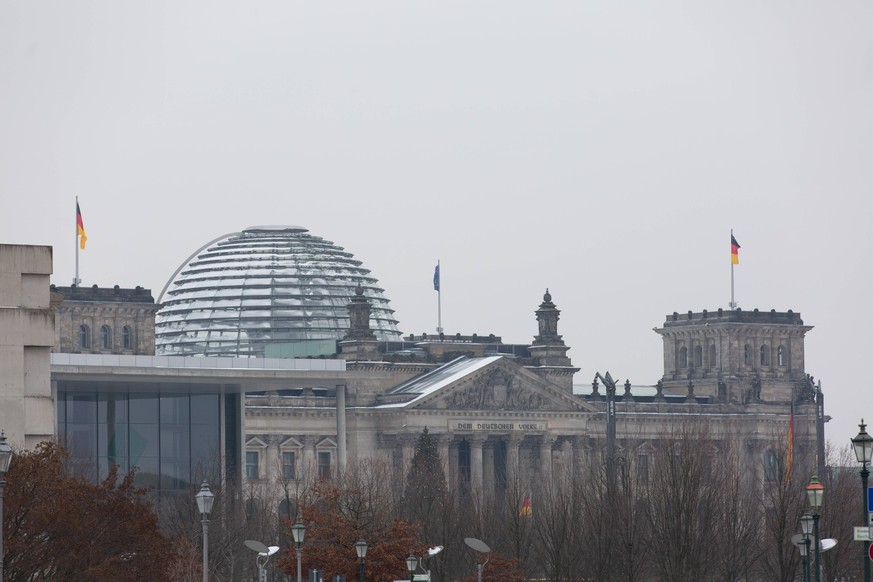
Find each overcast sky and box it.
[2,2,871,450]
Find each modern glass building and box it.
[57,383,226,495]
[155,225,403,357]
[51,353,346,498]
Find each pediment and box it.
[410,358,594,412]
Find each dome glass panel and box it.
[155,226,402,356]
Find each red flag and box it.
[77,202,88,250]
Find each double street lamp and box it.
[354,539,367,582]
[195,482,215,582]
[0,432,13,582]
[851,419,873,582]
[291,517,306,582]
[806,475,824,582]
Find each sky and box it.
[2,2,872,451]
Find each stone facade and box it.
[52,284,159,355]
[0,244,56,449]
[241,291,823,507]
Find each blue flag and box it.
[433,264,440,291]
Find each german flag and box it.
[731,234,740,265]
[77,202,87,250]
[518,492,532,517]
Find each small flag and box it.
[730,234,740,265]
[77,202,88,250]
[518,492,532,517]
[785,398,794,483]
[433,263,440,292]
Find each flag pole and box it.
[436,260,443,334]
[74,196,80,285]
[729,229,736,309]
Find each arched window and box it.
[79,325,90,348]
[777,345,785,367]
[693,346,703,368]
[679,346,688,368]
[708,344,717,368]
[743,344,751,366]
[122,326,132,350]
[100,325,111,349]
[760,345,769,366]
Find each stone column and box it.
[540,435,555,483]
[470,435,485,493]
[506,435,521,485]
[482,440,495,499]
[561,438,574,479]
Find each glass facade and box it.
[57,381,223,496]
[155,226,403,357]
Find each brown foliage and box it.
[3,441,180,582]
[276,464,426,582]
[461,552,524,582]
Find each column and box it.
[437,434,451,486]
[448,438,459,492]
[506,435,521,486]
[561,438,574,479]
[482,440,495,499]
[470,435,485,493]
[540,435,555,483]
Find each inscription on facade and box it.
[450,420,548,432]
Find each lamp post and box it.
[195,481,215,582]
[852,419,873,582]
[354,539,367,582]
[801,513,814,582]
[0,432,14,582]
[291,517,306,582]
[406,554,417,582]
[806,475,824,582]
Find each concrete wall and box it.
[0,244,55,449]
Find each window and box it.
[777,345,785,367]
[122,326,132,350]
[743,344,751,366]
[246,451,260,479]
[318,451,331,480]
[678,346,688,368]
[79,325,90,348]
[708,344,716,368]
[693,346,702,368]
[763,450,779,481]
[100,325,111,349]
[282,451,296,480]
[760,345,769,366]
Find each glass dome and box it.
[155,226,402,357]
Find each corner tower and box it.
[653,308,813,404]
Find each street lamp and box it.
[245,540,279,582]
[851,419,873,582]
[806,475,824,582]
[406,554,417,582]
[801,513,814,582]
[195,481,215,582]
[291,517,306,582]
[354,539,367,582]
[0,431,13,582]
[417,546,443,581]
